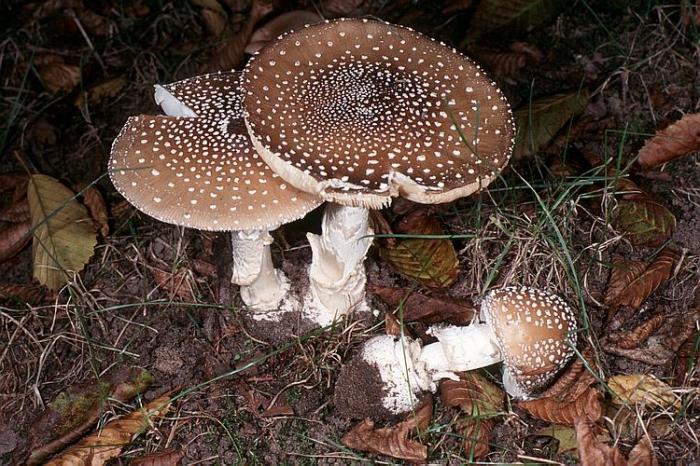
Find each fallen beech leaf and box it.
[79,185,109,237]
[261,396,294,417]
[0,283,49,304]
[608,374,680,411]
[605,249,678,310]
[533,425,578,453]
[538,347,599,401]
[520,387,603,425]
[369,285,476,325]
[74,77,127,108]
[441,374,503,460]
[384,311,402,337]
[190,258,217,277]
[246,10,322,54]
[613,196,676,247]
[148,266,195,301]
[44,394,171,465]
[380,211,459,288]
[474,49,528,76]
[341,395,432,462]
[673,326,700,386]
[206,0,273,72]
[131,448,185,466]
[606,405,672,442]
[606,314,665,350]
[28,174,97,290]
[575,419,626,466]
[27,368,154,465]
[513,91,590,158]
[637,113,700,168]
[38,61,81,94]
[0,219,31,262]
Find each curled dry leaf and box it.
[513,90,590,158]
[0,219,31,262]
[608,374,680,411]
[28,174,97,290]
[27,368,154,465]
[440,374,504,460]
[520,387,603,425]
[148,266,196,302]
[379,210,459,288]
[606,314,665,350]
[575,419,627,466]
[369,285,476,326]
[44,394,171,466]
[80,185,109,237]
[246,10,322,54]
[130,448,185,466]
[605,248,678,311]
[637,113,700,168]
[341,394,432,463]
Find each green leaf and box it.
[513,91,589,158]
[28,174,97,290]
[466,0,565,40]
[534,425,578,453]
[379,216,459,288]
[613,197,676,247]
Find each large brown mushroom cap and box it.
[481,286,578,396]
[109,74,320,231]
[241,18,515,209]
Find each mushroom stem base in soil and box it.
[303,204,372,326]
[231,230,290,314]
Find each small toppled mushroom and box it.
[334,286,578,417]
[110,72,321,315]
[241,18,515,325]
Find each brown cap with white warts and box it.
[109,114,320,231]
[480,286,578,397]
[241,18,515,209]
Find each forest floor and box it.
[1,0,699,464]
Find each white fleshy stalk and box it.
[154,85,197,118]
[231,230,290,313]
[303,204,372,325]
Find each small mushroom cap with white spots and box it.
[109,74,321,232]
[480,286,578,397]
[242,18,515,209]
[154,71,244,120]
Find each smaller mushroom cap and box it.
[480,286,578,398]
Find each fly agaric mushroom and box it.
[109,71,320,315]
[334,287,578,418]
[241,18,515,325]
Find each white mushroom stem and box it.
[304,204,372,325]
[154,84,197,118]
[231,230,289,312]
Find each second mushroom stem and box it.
[305,204,372,325]
[231,230,290,312]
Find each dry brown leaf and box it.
[202,7,227,36]
[607,314,665,350]
[44,395,171,465]
[605,248,678,310]
[575,419,627,466]
[130,448,185,466]
[369,285,476,326]
[539,347,598,401]
[520,387,603,425]
[0,219,31,262]
[384,311,402,337]
[341,395,432,463]
[261,396,294,417]
[149,266,195,301]
[27,368,154,465]
[0,283,49,304]
[75,77,127,108]
[673,327,700,386]
[628,435,659,466]
[613,195,676,247]
[0,172,29,194]
[206,0,273,72]
[245,10,322,54]
[39,61,81,94]
[608,374,680,411]
[78,9,112,36]
[80,186,109,237]
[190,258,217,277]
[440,374,503,460]
[637,113,700,168]
[474,49,528,76]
